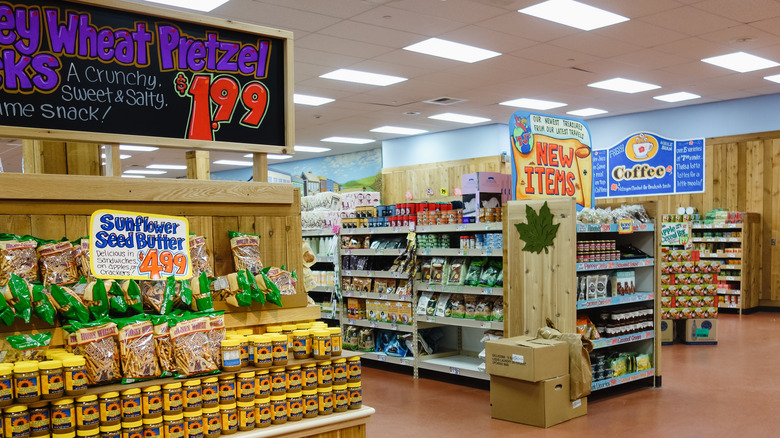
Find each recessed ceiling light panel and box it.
[764,74,780,84]
[294,146,331,153]
[143,0,229,12]
[123,169,167,175]
[499,98,567,110]
[654,92,701,103]
[147,164,188,170]
[321,137,375,144]
[428,113,491,124]
[588,77,660,94]
[319,69,407,86]
[268,154,293,160]
[294,94,335,106]
[702,51,779,73]
[213,160,253,166]
[119,145,159,152]
[403,38,501,63]
[567,108,608,117]
[370,126,429,135]
[519,0,629,31]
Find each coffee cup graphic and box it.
[632,141,654,158]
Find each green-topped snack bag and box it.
[190,273,214,312]
[151,314,175,376]
[5,274,32,323]
[167,312,219,378]
[65,318,121,385]
[31,284,56,325]
[0,234,39,287]
[49,284,90,324]
[104,280,128,315]
[259,270,282,308]
[116,315,161,382]
[140,277,176,315]
[6,332,53,362]
[119,280,144,315]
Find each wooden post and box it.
[186,150,210,180]
[103,144,122,177]
[253,152,268,183]
[65,143,101,175]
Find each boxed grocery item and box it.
[684,319,718,344]
[397,302,413,325]
[611,270,635,296]
[660,320,675,344]
[347,298,365,320]
[485,336,568,382]
[366,300,378,321]
[490,374,587,428]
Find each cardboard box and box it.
[684,318,718,344]
[660,319,675,344]
[462,172,506,194]
[347,298,365,320]
[397,301,412,325]
[490,375,587,428]
[485,336,568,382]
[462,192,502,220]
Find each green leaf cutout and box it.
[514,201,560,254]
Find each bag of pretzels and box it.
[38,240,79,286]
[116,315,161,382]
[151,314,176,376]
[66,319,122,385]
[0,234,39,287]
[229,231,264,275]
[168,313,219,378]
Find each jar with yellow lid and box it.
[75,394,99,431]
[295,322,312,331]
[182,380,201,412]
[98,392,121,427]
[50,399,75,433]
[217,374,236,405]
[200,379,218,409]
[333,358,347,385]
[311,330,331,360]
[254,370,270,397]
[14,361,41,403]
[0,363,14,407]
[218,404,237,435]
[236,402,254,431]
[317,361,333,388]
[62,357,87,396]
[347,382,362,410]
[252,335,272,369]
[182,410,202,438]
[286,392,303,422]
[162,383,183,416]
[4,405,30,438]
[269,395,286,425]
[141,418,161,438]
[245,336,257,364]
[54,433,76,438]
[269,368,286,396]
[316,387,333,416]
[329,327,342,357]
[270,335,288,366]
[281,325,297,351]
[264,325,283,335]
[162,413,184,438]
[235,329,253,337]
[302,389,318,419]
[226,336,248,367]
[119,389,141,422]
[286,366,302,392]
[99,423,120,438]
[201,407,220,438]
[332,384,348,413]
[77,429,99,438]
[119,420,141,438]
[347,356,361,383]
[301,363,317,391]
[292,330,310,360]
[219,340,241,372]
[141,386,162,419]
[254,397,271,429]
[46,349,68,360]
[29,401,49,438]
[236,372,254,403]
[39,360,64,400]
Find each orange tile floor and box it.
[361,312,780,437]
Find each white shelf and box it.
[592,330,654,350]
[302,229,337,237]
[691,223,742,229]
[342,270,410,279]
[416,222,502,233]
[341,248,405,256]
[320,312,340,320]
[720,276,742,282]
[360,351,414,366]
[341,226,410,235]
[699,253,741,259]
[419,315,503,330]
[342,291,413,302]
[313,255,337,264]
[576,223,655,233]
[691,237,741,243]
[417,248,502,257]
[577,258,654,272]
[718,290,741,295]
[577,292,654,309]
[310,286,337,293]
[414,283,503,296]
[345,318,414,333]
[592,369,655,391]
[418,354,488,380]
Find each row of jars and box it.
[3,380,363,438]
[0,353,90,406]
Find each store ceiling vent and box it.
[423,97,467,105]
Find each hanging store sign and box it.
[593,132,704,198]
[509,111,594,209]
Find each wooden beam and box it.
[21,140,42,174]
[253,152,268,183]
[186,150,211,180]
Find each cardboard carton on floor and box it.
[485,335,568,382]
[660,319,675,344]
[684,318,718,344]
[490,374,588,428]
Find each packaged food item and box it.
[80,280,110,321]
[14,361,41,403]
[188,235,213,279]
[151,315,176,375]
[464,295,478,319]
[373,279,388,294]
[491,297,504,322]
[446,258,466,285]
[62,356,87,396]
[168,314,218,377]
[464,259,486,287]
[429,258,446,284]
[420,260,432,282]
[435,293,452,317]
[596,275,609,299]
[229,232,263,275]
[259,267,296,296]
[66,321,121,385]
[449,294,466,318]
[139,277,176,315]
[474,296,493,321]
[204,311,225,367]
[116,316,161,381]
[478,260,502,287]
[49,284,90,324]
[0,235,38,287]
[74,238,93,282]
[5,332,53,362]
[118,280,143,315]
[38,241,79,286]
[3,273,33,323]
[357,329,374,352]
[586,275,598,300]
[187,274,214,313]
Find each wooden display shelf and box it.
[212,304,321,329]
[240,406,374,438]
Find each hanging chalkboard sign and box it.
[0,0,291,151]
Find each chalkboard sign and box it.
[0,0,289,150]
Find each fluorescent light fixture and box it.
[702,51,780,73]
[294,145,331,153]
[499,98,567,110]
[654,92,701,103]
[588,77,660,94]
[101,162,106,166]
[123,169,167,175]
[428,112,491,124]
[268,154,293,160]
[120,155,131,160]
[764,74,780,83]
[294,94,335,106]
[142,0,229,12]
[567,108,608,117]
[146,164,188,170]
[101,153,106,159]
[519,0,629,31]
[213,160,253,166]
[119,145,158,152]
[403,38,501,63]
[121,175,146,179]
[321,137,375,144]
[370,126,429,135]
[319,69,407,86]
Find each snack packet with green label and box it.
[5,332,53,362]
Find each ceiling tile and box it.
[215,0,340,32]
[296,34,395,58]
[586,0,685,19]
[692,0,780,24]
[698,24,780,49]
[593,20,689,49]
[318,20,423,48]
[654,37,732,59]
[349,6,464,36]
[750,16,780,38]
[640,6,741,36]
[249,0,380,19]
[293,47,364,68]
[510,43,600,67]
[476,12,580,43]
[436,25,537,54]
[386,0,508,23]
[613,49,690,70]
[549,33,642,58]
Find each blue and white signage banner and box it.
[593,132,704,198]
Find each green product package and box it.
[0,292,15,326]
[478,260,503,288]
[119,280,144,315]
[6,332,53,362]
[464,259,486,287]
[177,278,193,309]
[192,273,214,312]
[232,271,254,307]
[49,284,90,324]
[31,284,56,325]
[85,279,110,320]
[259,269,282,307]
[115,314,161,382]
[105,280,128,315]
[6,274,32,323]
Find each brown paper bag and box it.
[537,327,593,400]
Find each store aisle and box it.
[362,313,780,437]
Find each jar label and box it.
[185,418,203,438]
[293,338,307,355]
[101,400,121,423]
[42,372,64,394]
[331,336,341,353]
[304,370,317,387]
[104,433,120,438]
[304,397,318,416]
[255,376,270,395]
[271,402,286,422]
[123,429,143,438]
[221,412,237,431]
[165,423,184,438]
[185,388,202,408]
[270,374,286,393]
[52,407,74,429]
[271,343,287,361]
[15,376,39,398]
[164,391,183,412]
[287,399,303,419]
[0,378,11,401]
[318,394,333,410]
[122,397,142,419]
[144,425,161,437]
[349,388,363,405]
[77,404,100,427]
[30,413,49,433]
[317,367,333,385]
[222,350,240,368]
[66,370,87,391]
[143,394,163,414]
[348,362,362,380]
[205,415,221,436]
[201,385,218,404]
[218,381,236,403]
[238,409,254,428]
[287,371,302,391]
[333,365,348,383]
[255,405,271,424]
[335,394,348,410]
[255,346,272,365]
[5,415,30,438]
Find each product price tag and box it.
[378,354,386,362]
[390,324,398,331]
[481,288,492,295]
[376,249,384,255]
[456,224,467,231]
[369,321,378,328]
[449,367,460,375]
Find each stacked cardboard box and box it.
[461,172,511,222]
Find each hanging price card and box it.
[90,209,191,280]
